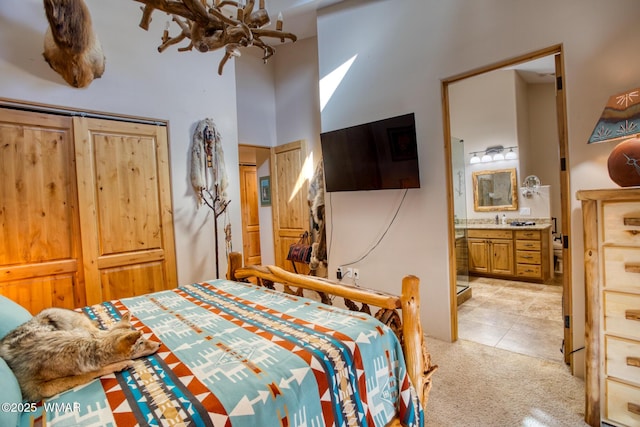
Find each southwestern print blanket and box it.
[22,279,423,427]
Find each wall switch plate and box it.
[519,207,531,216]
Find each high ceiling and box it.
[262,1,556,83]
[265,0,344,40]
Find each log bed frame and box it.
[227,252,437,417]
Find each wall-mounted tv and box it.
[320,113,420,192]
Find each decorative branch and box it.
[132,0,297,74]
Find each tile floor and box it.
[457,275,565,362]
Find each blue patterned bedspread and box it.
[20,279,423,426]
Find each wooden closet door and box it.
[0,108,83,313]
[73,117,177,303]
[270,140,310,273]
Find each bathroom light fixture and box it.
[469,145,518,164]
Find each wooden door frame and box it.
[441,44,575,369]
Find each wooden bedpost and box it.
[401,275,436,410]
[227,252,244,281]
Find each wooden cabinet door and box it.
[0,108,83,313]
[270,140,310,273]
[491,239,514,275]
[74,117,177,303]
[239,165,261,266]
[468,238,489,273]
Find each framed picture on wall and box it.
[259,176,271,206]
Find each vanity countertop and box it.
[463,223,552,231]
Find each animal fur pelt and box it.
[308,161,327,272]
[43,0,105,88]
[0,308,159,401]
[190,118,229,209]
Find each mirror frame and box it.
[472,168,518,212]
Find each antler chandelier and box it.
[134,0,297,75]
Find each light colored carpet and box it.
[424,337,589,427]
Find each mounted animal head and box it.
[42,0,105,88]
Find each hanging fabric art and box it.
[190,118,231,278]
[190,118,229,210]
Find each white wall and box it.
[450,70,520,221]
[274,37,322,159]
[527,83,563,233]
[235,50,278,265]
[0,0,243,285]
[316,0,640,375]
[450,70,559,224]
[235,36,322,265]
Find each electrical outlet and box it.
[353,269,359,280]
[345,268,353,278]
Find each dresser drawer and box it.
[605,292,640,340]
[467,229,512,239]
[514,229,540,240]
[603,201,640,246]
[606,335,640,384]
[516,250,541,264]
[604,246,640,292]
[606,379,640,427]
[516,240,541,250]
[516,264,541,278]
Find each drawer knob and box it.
[629,402,640,416]
[627,357,640,367]
[626,263,640,274]
[626,310,640,321]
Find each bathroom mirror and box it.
[472,168,518,211]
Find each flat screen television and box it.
[320,113,420,192]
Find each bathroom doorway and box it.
[442,45,574,369]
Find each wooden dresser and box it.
[577,188,640,427]
[467,225,552,283]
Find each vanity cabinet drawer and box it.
[604,247,640,292]
[516,240,541,251]
[467,229,512,239]
[516,264,541,278]
[604,291,640,340]
[606,336,640,384]
[515,230,541,240]
[603,201,640,246]
[606,379,640,427]
[516,250,541,264]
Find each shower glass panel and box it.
[451,138,469,298]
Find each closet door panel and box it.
[100,262,165,301]
[92,132,162,254]
[0,108,82,312]
[74,117,177,304]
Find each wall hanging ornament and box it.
[190,118,231,278]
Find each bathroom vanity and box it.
[466,223,553,283]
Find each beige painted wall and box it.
[316,0,640,378]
